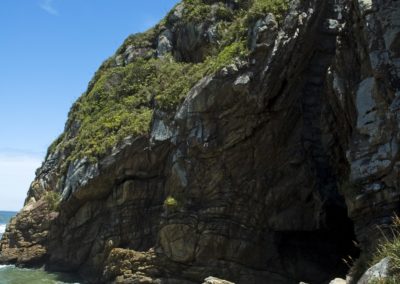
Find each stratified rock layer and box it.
[329,0,400,252]
[1,0,400,283]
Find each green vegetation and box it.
[248,0,289,23]
[47,0,290,165]
[164,196,178,208]
[116,20,167,54]
[179,0,288,24]
[164,195,180,213]
[214,3,235,22]
[205,41,248,71]
[44,191,61,212]
[56,41,249,162]
[347,252,374,283]
[118,31,155,51]
[181,0,212,23]
[371,216,400,282]
[349,216,400,283]
[46,133,65,158]
[64,60,155,161]
[369,278,400,284]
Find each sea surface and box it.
[0,211,81,283]
[0,211,15,240]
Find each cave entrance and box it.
[278,198,360,284]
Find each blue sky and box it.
[0,0,179,211]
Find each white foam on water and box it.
[0,224,6,234]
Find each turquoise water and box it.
[0,212,16,225]
[0,211,81,283]
[0,266,80,284]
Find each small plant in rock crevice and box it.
[349,215,400,283]
[164,196,178,208]
[44,191,61,212]
[371,216,400,281]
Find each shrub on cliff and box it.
[164,196,179,214]
[371,216,400,282]
[181,0,212,23]
[44,191,61,212]
[46,0,290,168]
[164,196,178,208]
[249,0,289,23]
[350,216,400,283]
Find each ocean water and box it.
[0,211,15,240]
[0,211,80,284]
[0,266,80,284]
[0,224,5,239]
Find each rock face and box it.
[0,199,57,265]
[358,257,390,284]
[202,277,235,284]
[328,0,400,253]
[1,0,400,283]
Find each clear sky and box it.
[0,0,179,211]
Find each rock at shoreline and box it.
[1,0,400,283]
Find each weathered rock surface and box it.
[328,278,346,284]
[202,276,235,284]
[1,0,400,283]
[327,0,400,252]
[357,257,390,284]
[0,198,57,265]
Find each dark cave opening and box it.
[277,201,360,284]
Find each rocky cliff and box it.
[1,0,400,283]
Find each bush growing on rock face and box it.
[248,0,289,23]
[46,0,290,170]
[214,4,235,21]
[181,0,212,23]
[205,41,248,71]
[370,278,399,284]
[47,133,65,157]
[44,191,61,212]
[164,196,179,213]
[54,49,251,165]
[164,196,178,208]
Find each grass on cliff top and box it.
[48,0,289,163]
[248,0,289,22]
[349,216,400,283]
[178,0,288,24]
